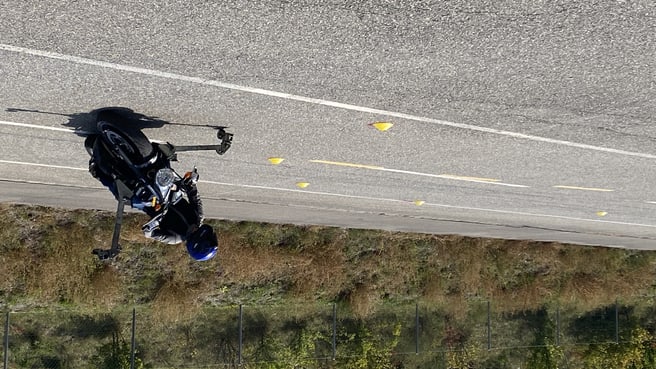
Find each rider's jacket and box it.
[90,158,204,245]
[141,183,203,244]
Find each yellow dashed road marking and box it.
[310,160,528,188]
[310,160,384,170]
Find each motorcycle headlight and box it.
[155,168,175,187]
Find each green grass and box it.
[3,202,656,368]
[3,202,656,313]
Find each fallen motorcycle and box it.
[84,114,233,260]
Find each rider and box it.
[88,158,218,261]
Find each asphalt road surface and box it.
[0,1,655,249]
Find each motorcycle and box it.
[84,114,233,260]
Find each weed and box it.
[3,203,656,326]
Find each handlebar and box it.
[170,128,233,155]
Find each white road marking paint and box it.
[0,122,524,188]
[0,159,87,171]
[202,180,409,203]
[382,167,528,188]
[0,122,529,188]
[202,180,656,229]
[0,120,90,134]
[0,160,653,229]
[554,185,614,192]
[421,202,656,229]
[2,43,656,159]
[0,177,104,189]
[310,159,529,188]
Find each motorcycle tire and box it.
[97,121,154,165]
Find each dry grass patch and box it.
[151,279,202,323]
[287,243,348,298]
[217,226,350,299]
[347,284,380,319]
[25,222,101,304]
[88,264,123,307]
[420,236,656,315]
[0,249,31,300]
[4,203,656,322]
[220,232,296,283]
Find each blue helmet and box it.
[186,224,218,261]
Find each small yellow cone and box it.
[296,182,310,189]
[268,157,285,165]
[370,122,394,132]
[596,211,608,217]
[413,200,425,206]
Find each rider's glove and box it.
[182,169,199,188]
[182,168,204,224]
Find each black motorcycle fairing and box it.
[87,123,179,207]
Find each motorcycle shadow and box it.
[5,106,169,136]
[66,107,170,136]
[7,106,230,137]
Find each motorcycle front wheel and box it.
[98,121,154,165]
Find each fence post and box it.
[615,300,619,344]
[238,304,243,366]
[130,308,136,369]
[332,303,336,360]
[556,306,560,346]
[486,301,491,350]
[3,311,8,369]
[415,303,419,355]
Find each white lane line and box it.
[0,120,91,134]
[203,180,409,203]
[0,159,87,171]
[0,161,653,229]
[201,180,656,229]
[0,177,104,189]
[421,202,656,228]
[554,185,614,192]
[2,43,656,160]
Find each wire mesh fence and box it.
[3,299,656,368]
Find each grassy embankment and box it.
[2,202,656,368]
[3,203,654,314]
